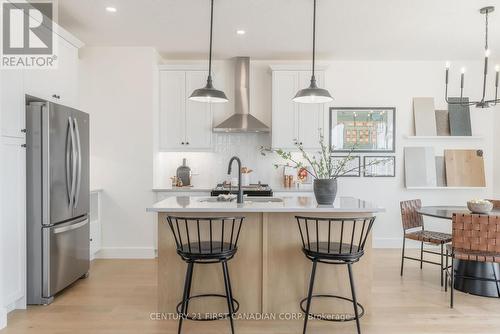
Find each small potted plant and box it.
[261,134,386,205]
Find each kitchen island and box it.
[147,196,384,318]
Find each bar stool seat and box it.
[177,241,238,262]
[302,242,365,262]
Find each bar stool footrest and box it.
[299,294,365,322]
[176,294,240,321]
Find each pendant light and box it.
[189,0,228,103]
[293,0,333,104]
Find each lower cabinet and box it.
[89,190,102,259]
[0,137,26,309]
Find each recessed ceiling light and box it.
[105,7,117,13]
[236,30,246,35]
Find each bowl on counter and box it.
[467,200,493,214]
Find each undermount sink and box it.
[245,197,283,203]
[199,197,283,203]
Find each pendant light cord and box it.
[485,10,489,51]
[311,0,316,81]
[208,0,214,82]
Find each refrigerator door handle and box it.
[73,118,82,209]
[66,117,74,207]
[69,118,77,209]
[53,219,89,234]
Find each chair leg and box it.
[302,260,318,334]
[400,237,406,276]
[450,256,454,308]
[440,244,444,287]
[347,263,361,334]
[178,262,194,334]
[420,241,424,269]
[445,248,449,292]
[226,260,236,312]
[222,261,236,334]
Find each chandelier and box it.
[445,6,499,108]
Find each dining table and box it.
[417,206,500,298]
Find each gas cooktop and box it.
[211,183,273,197]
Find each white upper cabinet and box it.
[159,69,213,151]
[271,68,327,150]
[0,70,25,138]
[24,37,80,109]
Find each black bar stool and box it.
[296,216,376,334]
[166,216,244,334]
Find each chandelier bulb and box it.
[485,49,491,57]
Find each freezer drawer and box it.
[42,217,90,297]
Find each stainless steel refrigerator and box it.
[26,96,90,305]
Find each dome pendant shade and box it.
[189,77,228,103]
[189,0,228,104]
[293,76,333,103]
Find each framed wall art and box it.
[330,107,396,153]
[363,156,396,177]
[331,156,361,177]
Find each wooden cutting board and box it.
[444,149,485,187]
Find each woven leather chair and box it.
[400,200,452,286]
[445,213,500,307]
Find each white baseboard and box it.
[95,247,156,259]
[0,307,7,330]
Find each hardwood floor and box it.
[2,249,500,334]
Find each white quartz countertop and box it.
[147,196,385,213]
[152,186,313,193]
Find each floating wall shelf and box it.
[404,135,484,140]
[406,186,487,190]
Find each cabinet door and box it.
[185,71,213,149]
[0,70,25,137]
[297,71,325,150]
[0,137,26,306]
[159,71,186,150]
[55,38,79,108]
[272,71,299,149]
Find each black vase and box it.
[313,179,338,205]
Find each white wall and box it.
[79,47,159,258]
[155,59,498,248]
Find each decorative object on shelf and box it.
[330,107,395,153]
[467,199,493,214]
[331,156,361,177]
[435,110,451,136]
[292,0,333,104]
[448,97,472,136]
[188,0,228,103]
[176,158,191,186]
[404,147,437,187]
[444,149,486,187]
[444,6,499,108]
[363,156,395,177]
[413,98,437,136]
[283,166,296,188]
[435,156,447,187]
[260,134,384,205]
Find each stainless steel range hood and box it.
[213,57,270,133]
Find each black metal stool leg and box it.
[400,237,405,276]
[222,260,235,334]
[347,263,361,334]
[440,244,444,287]
[450,256,454,308]
[178,262,194,334]
[420,241,424,269]
[445,248,449,292]
[302,260,318,334]
[183,263,194,315]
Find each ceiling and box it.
[57,0,500,60]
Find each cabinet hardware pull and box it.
[181,142,185,145]
[21,144,27,148]
[21,129,27,133]
[186,142,189,145]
